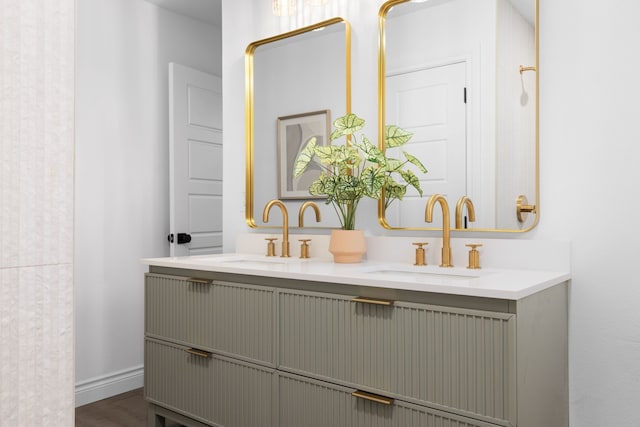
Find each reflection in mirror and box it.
[246,18,351,229]
[379,0,538,232]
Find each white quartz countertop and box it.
[141,253,570,300]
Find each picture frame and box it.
[277,109,330,199]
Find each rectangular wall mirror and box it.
[245,18,351,229]
[378,0,538,232]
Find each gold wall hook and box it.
[519,65,537,74]
[516,195,537,223]
[298,201,321,227]
[455,196,476,230]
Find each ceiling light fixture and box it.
[273,0,296,16]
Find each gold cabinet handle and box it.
[185,348,211,358]
[186,277,213,285]
[351,390,394,405]
[352,297,394,306]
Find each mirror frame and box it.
[245,17,352,229]
[377,0,539,232]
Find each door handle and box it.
[177,233,192,244]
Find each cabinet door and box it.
[278,371,499,427]
[145,273,275,365]
[278,289,516,425]
[145,338,275,427]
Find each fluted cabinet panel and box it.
[145,338,275,427]
[278,289,516,425]
[145,274,275,365]
[278,372,497,427]
[279,372,357,427]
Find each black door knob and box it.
[177,233,192,244]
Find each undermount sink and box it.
[359,265,485,282]
[194,254,304,266]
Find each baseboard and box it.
[75,365,144,407]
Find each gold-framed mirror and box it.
[245,18,351,229]
[378,0,539,232]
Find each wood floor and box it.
[75,388,182,427]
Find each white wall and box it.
[495,0,536,230]
[223,0,640,424]
[538,0,640,423]
[75,0,221,405]
[1,1,75,424]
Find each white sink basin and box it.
[193,254,304,266]
[360,265,485,282]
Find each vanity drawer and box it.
[278,371,500,427]
[145,338,275,427]
[145,273,275,365]
[278,289,516,425]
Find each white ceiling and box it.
[144,0,221,27]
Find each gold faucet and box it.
[455,196,476,230]
[425,194,453,267]
[262,199,290,257]
[298,201,321,227]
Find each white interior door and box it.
[169,63,222,256]
[385,61,467,227]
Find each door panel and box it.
[385,61,467,227]
[169,63,222,256]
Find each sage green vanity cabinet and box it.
[144,268,568,427]
[145,338,275,426]
[278,371,498,427]
[145,274,275,365]
[278,289,516,426]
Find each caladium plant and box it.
[293,113,427,230]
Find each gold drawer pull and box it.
[186,277,213,285]
[185,348,211,358]
[351,390,394,405]
[352,297,394,306]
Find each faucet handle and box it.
[299,239,312,259]
[412,242,429,266]
[265,238,278,257]
[465,244,482,269]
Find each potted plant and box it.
[293,113,427,262]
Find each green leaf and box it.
[293,137,317,177]
[314,144,338,165]
[385,125,413,148]
[361,167,385,198]
[308,173,331,197]
[384,178,407,200]
[399,169,423,196]
[358,135,385,164]
[330,114,365,140]
[383,157,402,172]
[403,151,428,173]
[333,175,361,202]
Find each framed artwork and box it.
[277,110,330,199]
